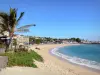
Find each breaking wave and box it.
[51,47,100,70]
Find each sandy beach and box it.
[0,44,100,75]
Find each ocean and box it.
[51,44,100,70]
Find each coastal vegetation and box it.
[0,50,43,67]
[70,38,81,43]
[0,8,43,68]
[29,36,82,44]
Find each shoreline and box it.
[0,44,100,75]
[49,44,100,73]
[33,44,100,75]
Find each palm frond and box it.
[0,12,9,26]
[17,12,24,24]
[0,12,8,21]
[17,24,36,30]
[9,8,17,28]
[0,23,8,35]
[16,29,29,32]
[10,8,17,18]
[0,13,9,32]
[0,23,7,29]
[0,8,35,35]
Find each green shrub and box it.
[29,50,44,62]
[15,48,28,52]
[0,50,43,68]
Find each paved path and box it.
[0,67,56,75]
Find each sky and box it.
[0,0,100,41]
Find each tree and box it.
[0,8,35,51]
[29,37,36,44]
[70,38,76,41]
[76,38,81,43]
[35,39,42,44]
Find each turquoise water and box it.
[57,44,100,70]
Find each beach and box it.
[0,44,100,75]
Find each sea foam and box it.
[51,47,100,70]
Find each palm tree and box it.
[0,8,36,51]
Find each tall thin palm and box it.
[0,8,35,50]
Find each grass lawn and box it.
[0,50,43,68]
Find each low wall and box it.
[0,48,5,53]
[0,56,8,70]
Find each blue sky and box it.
[0,0,100,41]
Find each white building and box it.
[0,31,9,37]
[13,35,29,46]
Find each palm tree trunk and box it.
[8,32,13,50]
[9,37,13,49]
